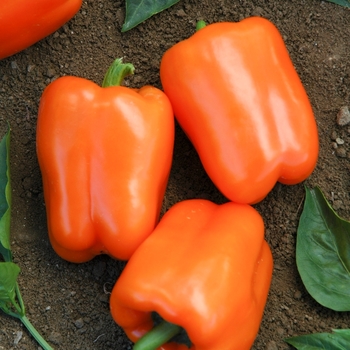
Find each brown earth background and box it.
[1,0,350,349]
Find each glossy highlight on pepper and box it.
[110,199,273,350]
[0,0,82,59]
[160,17,319,204]
[36,59,174,263]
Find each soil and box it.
[0,0,350,349]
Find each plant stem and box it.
[102,58,135,88]
[196,20,207,31]
[20,315,54,350]
[15,282,25,313]
[133,321,181,350]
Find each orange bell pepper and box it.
[160,17,319,204]
[36,59,174,263]
[110,199,273,350]
[0,0,82,59]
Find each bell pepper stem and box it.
[196,20,207,31]
[102,58,135,88]
[133,320,182,350]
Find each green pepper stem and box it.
[133,321,182,350]
[20,315,54,350]
[102,58,135,88]
[196,20,207,31]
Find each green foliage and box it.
[296,186,350,312]
[325,0,350,8]
[122,0,180,32]
[286,329,350,349]
[0,128,11,262]
[0,127,53,350]
[286,187,350,348]
[0,262,20,307]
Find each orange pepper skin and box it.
[110,199,273,350]
[0,0,82,59]
[160,17,319,204]
[36,76,174,263]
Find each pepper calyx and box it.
[196,20,207,31]
[133,320,182,350]
[102,58,135,88]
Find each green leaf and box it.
[0,128,11,262]
[0,127,52,349]
[0,262,20,306]
[122,0,180,32]
[296,186,350,311]
[324,0,350,8]
[285,329,350,349]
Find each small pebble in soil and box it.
[333,200,343,210]
[27,64,35,73]
[11,61,18,69]
[336,147,347,158]
[176,9,187,17]
[265,340,278,350]
[277,327,285,336]
[46,68,57,78]
[337,106,350,126]
[77,327,87,334]
[74,318,85,329]
[13,331,22,345]
[293,290,302,300]
[252,6,264,16]
[336,137,345,145]
[331,130,338,140]
[48,331,63,345]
